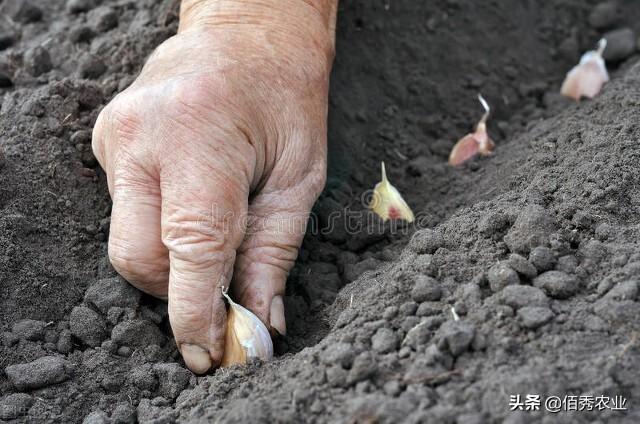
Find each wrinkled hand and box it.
[92,0,335,373]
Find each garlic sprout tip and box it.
[597,38,607,56]
[478,93,489,113]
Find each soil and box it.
[1,0,640,423]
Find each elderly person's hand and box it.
[92,0,337,373]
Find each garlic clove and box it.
[369,162,415,222]
[561,39,609,101]
[449,94,495,166]
[221,288,274,367]
[449,133,483,166]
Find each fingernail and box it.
[270,295,286,336]
[180,344,211,374]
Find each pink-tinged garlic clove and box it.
[369,162,415,222]
[561,39,609,101]
[449,94,495,166]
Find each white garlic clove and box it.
[561,38,609,101]
[369,162,415,222]
[221,289,273,367]
[449,94,495,166]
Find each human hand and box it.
[92,0,337,373]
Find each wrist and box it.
[179,0,338,58]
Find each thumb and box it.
[233,175,324,336]
[161,164,248,373]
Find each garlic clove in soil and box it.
[561,38,609,101]
[369,162,415,222]
[221,288,274,367]
[448,94,495,166]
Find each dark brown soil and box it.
[2,0,640,422]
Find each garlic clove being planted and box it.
[369,162,415,222]
[561,39,609,101]
[449,94,495,166]
[220,288,273,367]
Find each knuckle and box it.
[162,215,232,267]
[101,92,144,144]
[240,241,299,274]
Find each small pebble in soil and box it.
[533,270,579,299]
[111,402,136,424]
[589,1,619,29]
[594,297,640,323]
[416,301,442,317]
[24,46,53,77]
[101,340,118,354]
[111,319,165,349]
[5,356,71,391]
[2,332,19,347]
[129,365,158,391]
[85,277,141,314]
[411,276,442,302]
[382,306,398,320]
[326,365,348,388]
[507,253,538,279]
[322,342,355,368]
[79,54,107,79]
[117,346,132,357]
[11,319,46,341]
[2,0,42,23]
[371,327,399,354]
[602,28,635,62]
[347,352,377,385]
[436,320,475,357]
[137,399,176,423]
[154,363,192,399]
[44,328,58,344]
[408,229,445,254]
[529,246,557,272]
[70,306,107,347]
[556,255,579,273]
[82,410,109,424]
[503,205,556,254]
[88,6,119,32]
[144,344,164,362]
[100,374,123,392]
[402,320,432,349]
[499,285,549,309]
[57,329,73,353]
[517,306,554,329]
[487,262,520,292]
[603,280,638,301]
[399,301,418,317]
[0,393,34,420]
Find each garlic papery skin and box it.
[221,289,274,367]
[369,162,415,222]
[449,94,495,166]
[561,38,609,101]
